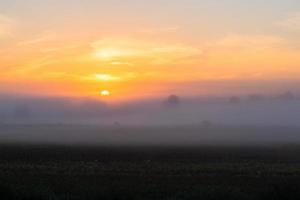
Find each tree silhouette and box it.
[248,94,264,102]
[229,96,241,104]
[164,95,180,107]
[13,104,31,119]
[278,91,295,101]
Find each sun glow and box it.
[94,48,134,60]
[100,90,111,96]
[94,74,119,81]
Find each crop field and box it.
[0,125,300,199]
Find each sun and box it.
[100,90,111,96]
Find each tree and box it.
[229,96,241,104]
[0,113,5,125]
[278,91,295,101]
[201,120,213,128]
[164,95,180,107]
[13,104,31,119]
[248,94,264,102]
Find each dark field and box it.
[1,126,300,199]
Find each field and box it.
[0,125,300,199]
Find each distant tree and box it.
[278,91,295,101]
[13,104,31,119]
[113,121,121,127]
[164,95,180,107]
[229,96,241,104]
[248,94,264,102]
[0,113,4,124]
[201,120,213,128]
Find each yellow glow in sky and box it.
[94,74,120,82]
[94,49,135,60]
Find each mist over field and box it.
[1,92,300,145]
[0,92,299,126]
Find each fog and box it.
[1,92,300,145]
[1,92,300,126]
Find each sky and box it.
[0,0,300,101]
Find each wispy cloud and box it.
[91,37,202,65]
[0,14,14,38]
[137,26,180,34]
[82,72,137,82]
[40,44,81,53]
[275,12,300,31]
[14,56,58,74]
[210,34,286,50]
[18,31,57,46]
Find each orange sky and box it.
[1,0,300,101]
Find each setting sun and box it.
[100,90,111,97]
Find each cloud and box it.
[138,26,180,34]
[211,34,286,50]
[0,14,14,38]
[192,33,299,80]
[91,37,202,65]
[40,44,81,53]
[16,56,57,74]
[82,73,137,82]
[18,31,57,46]
[275,12,300,31]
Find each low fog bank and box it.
[1,92,300,145]
[1,125,300,146]
[1,92,300,127]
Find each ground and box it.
[0,144,300,199]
